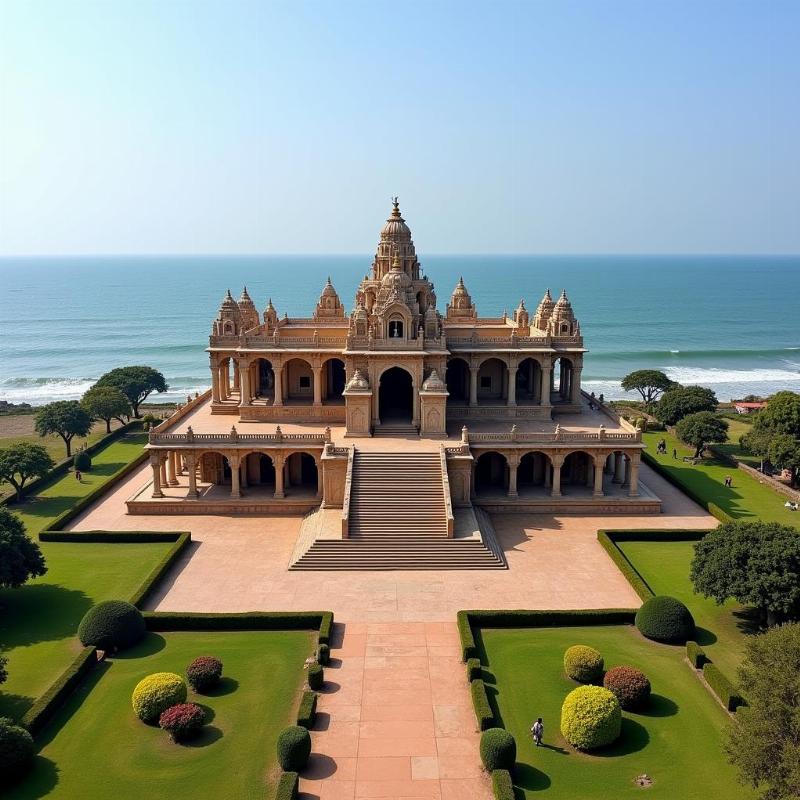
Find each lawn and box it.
[712,415,761,468]
[0,541,173,720]
[642,430,798,528]
[617,539,751,680]
[5,630,313,799]
[479,625,753,799]
[8,431,149,537]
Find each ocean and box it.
[1,255,799,406]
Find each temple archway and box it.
[379,367,413,424]
[474,451,508,495]
[477,357,507,405]
[552,357,574,403]
[256,358,275,400]
[446,358,470,404]
[518,451,550,490]
[517,358,541,405]
[286,452,318,494]
[323,358,346,402]
[561,450,593,488]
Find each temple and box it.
[131,200,660,568]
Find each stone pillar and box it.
[167,451,178,486]
[159,457,167,488]
[239,360,251,407]
[218,363,227,401]
[313,366,323,407]
[273,454,285,498]
[315,457,323,500]
[593,457,605,497]
[613,452,625,483]
[210,356,221,402]
[544,460,552,489]
[507,453,519,497]
[186,454,199,498]
[233,361,240,390]
[469,366,479,407]
[229,455,241,499]
[240,457,249,489]
[629,455,640,497]
[571,364,583,404]
[507,365,517,407]
[550,455,563,497]
[150,455,164,498]
[540,363,552,409]
[177,452,185,475]
[273,364,283,407]
[623,456,631,487]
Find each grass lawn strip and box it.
[642,430,798,528]
[5,630,313,800]
[479,625,753,799]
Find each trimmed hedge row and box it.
[466,657,482,682]
[641,452,733,523]
[703,663,745,712]
[20,647,97,735]
[274,770,299,800]
[40,530,186,543]
[686,641,708,669]
[600,528,707,543]
[129,533,192,608]
[296,691,317,729]
[596,531,653,601]
[458,609,637,661]
[144,611,332,633]
[491,768,514,800]
[470,679,496,731]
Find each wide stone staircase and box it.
[290,451,506,570]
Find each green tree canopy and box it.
[620,369,676,406]
[758,392,800,437]
[728,622,800,800]
[675,411,729,458]
[0,507,46,589]
[741,392,800,485]
[95,366,168,418]
[690,521,800,626]
[81,385,131,433]
[654,385,718,426]
[767,434,800,488]
[0,442,55,501]
[33,400,92,457]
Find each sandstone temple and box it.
[130,200,660,569]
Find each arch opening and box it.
[446,358,470,404]
[286,452,318,495]
[518,451,550,489]
[474,451,508,495]
[256,358,275,401]
[379,367,414,424]
[517,358,541,405]
[477,357,507,405]
[324,358,346,403]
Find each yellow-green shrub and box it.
[560,685,621,750]
[563,645,604,683]
[132,672,187,724]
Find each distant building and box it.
[733,401,767,415]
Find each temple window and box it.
[389,320,404,338]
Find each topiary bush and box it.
[307,662,324,690]
[563,645,604,683]
[276,725,312,771]
[132,672,188,724]
[186,656,223,692]
[635,595,695,644]
[159,702,206,742]
[560,685,622,750]
[0,717,35,778]
[73,451,92,471]
[603,665,651,710]
[479,728,516,771]
[317,643,330,665]
[77,600,146,652]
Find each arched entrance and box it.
[477,358,507,405]
[517,358,540,405]
[324,358,346,402]
[256,358,275,400]
[379,367,413,424]
[286,452,318,494]
[561,451,593,490]
[446,358,470,404]
[518,451,550,491]
[474,451,508,495]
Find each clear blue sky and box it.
[0,0,797,255]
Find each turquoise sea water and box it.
[1,255,798,405]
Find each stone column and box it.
[613,452,625,483]
[273,364,283,406]
[233,361,240,389]
[507,365,517,407]
[150,455,164,498]
[571,363,583,404]
[550,454,564,497]
[210,356,220,402]
[240,457,249,489]
[167,451,178,486]
[593,457,605,497]
[507,453,519,497]
[218,363,227,401]
[313,366,323,407]
[273,453,285,498]
[544,459,552,489]
[159,457,167,488]
[469,366,479,406]
[229,455,241,499]
[540,362,552,409]
[239,360,251,407]
[186,453,199,498]
[623,456,631,487]
[629,455,640,497]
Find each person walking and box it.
[531,717,544,746]
[75,469,82,483]
[672,448,677,459]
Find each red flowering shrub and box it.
[186,656,223,693]
[603,665,651,710]
[158,703,206,742]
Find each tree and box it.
[81,385,131,433]
[742,392,800,482]
[654,385,718,426]
[690,521,800,626]
[768,434,800,488]
[34,400,92,457]
[0,507,46,589]
[95,366,168,418]
[620,370,676,407]
[0,443,55,501]
[727,623,800,800]
[0,656,7,685]
[758,392,800,436]
[675,411,729,458]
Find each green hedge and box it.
[317,612,333,646]
[129,533,191,608]
[600,528,707,543]
[641,452,733,523]
[20,647,97,736]
[296,691,317,729]
[458,610,637,661]
[470,679,496,731]
[596,532,654,601]
[491,768,515,800]
[686,641,708,669]
[40,530,186,543]
[144,611,332,633]
[274,770,299,800]
[467,657,482,682]
[703,663,745,712]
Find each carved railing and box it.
[149,425,332,447]
[466,428,641,444]
[439,447,455,537]
[447,334,583,349]
[341,446,355,538]
[345,335,447,351]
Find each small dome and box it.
[554,289,571,310]
[321,276,337,297]
[345,369,370,391]
[382,253,412,290]
[452,276,469,297]
[422,370,445,392]
[380,197,412,238]
[220,289,238,311]
[353,303,368,321]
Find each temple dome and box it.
[422,369,446,392]
[380,197,412,239]
[321,277,337,297]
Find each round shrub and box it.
[635,595,695,644]
[479,727,516,771]
[560,685,622,750]
[77,600,145,652]
[276,725,311,771]
[0,717,35,778]
[317,643,330,665]
[307,662,324,690]
[563,645,604,683]
[132,672,187,724]
[186,656,223,692]
[603,666,651,710]
[73,451,92,471]
[159,702,206,742]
